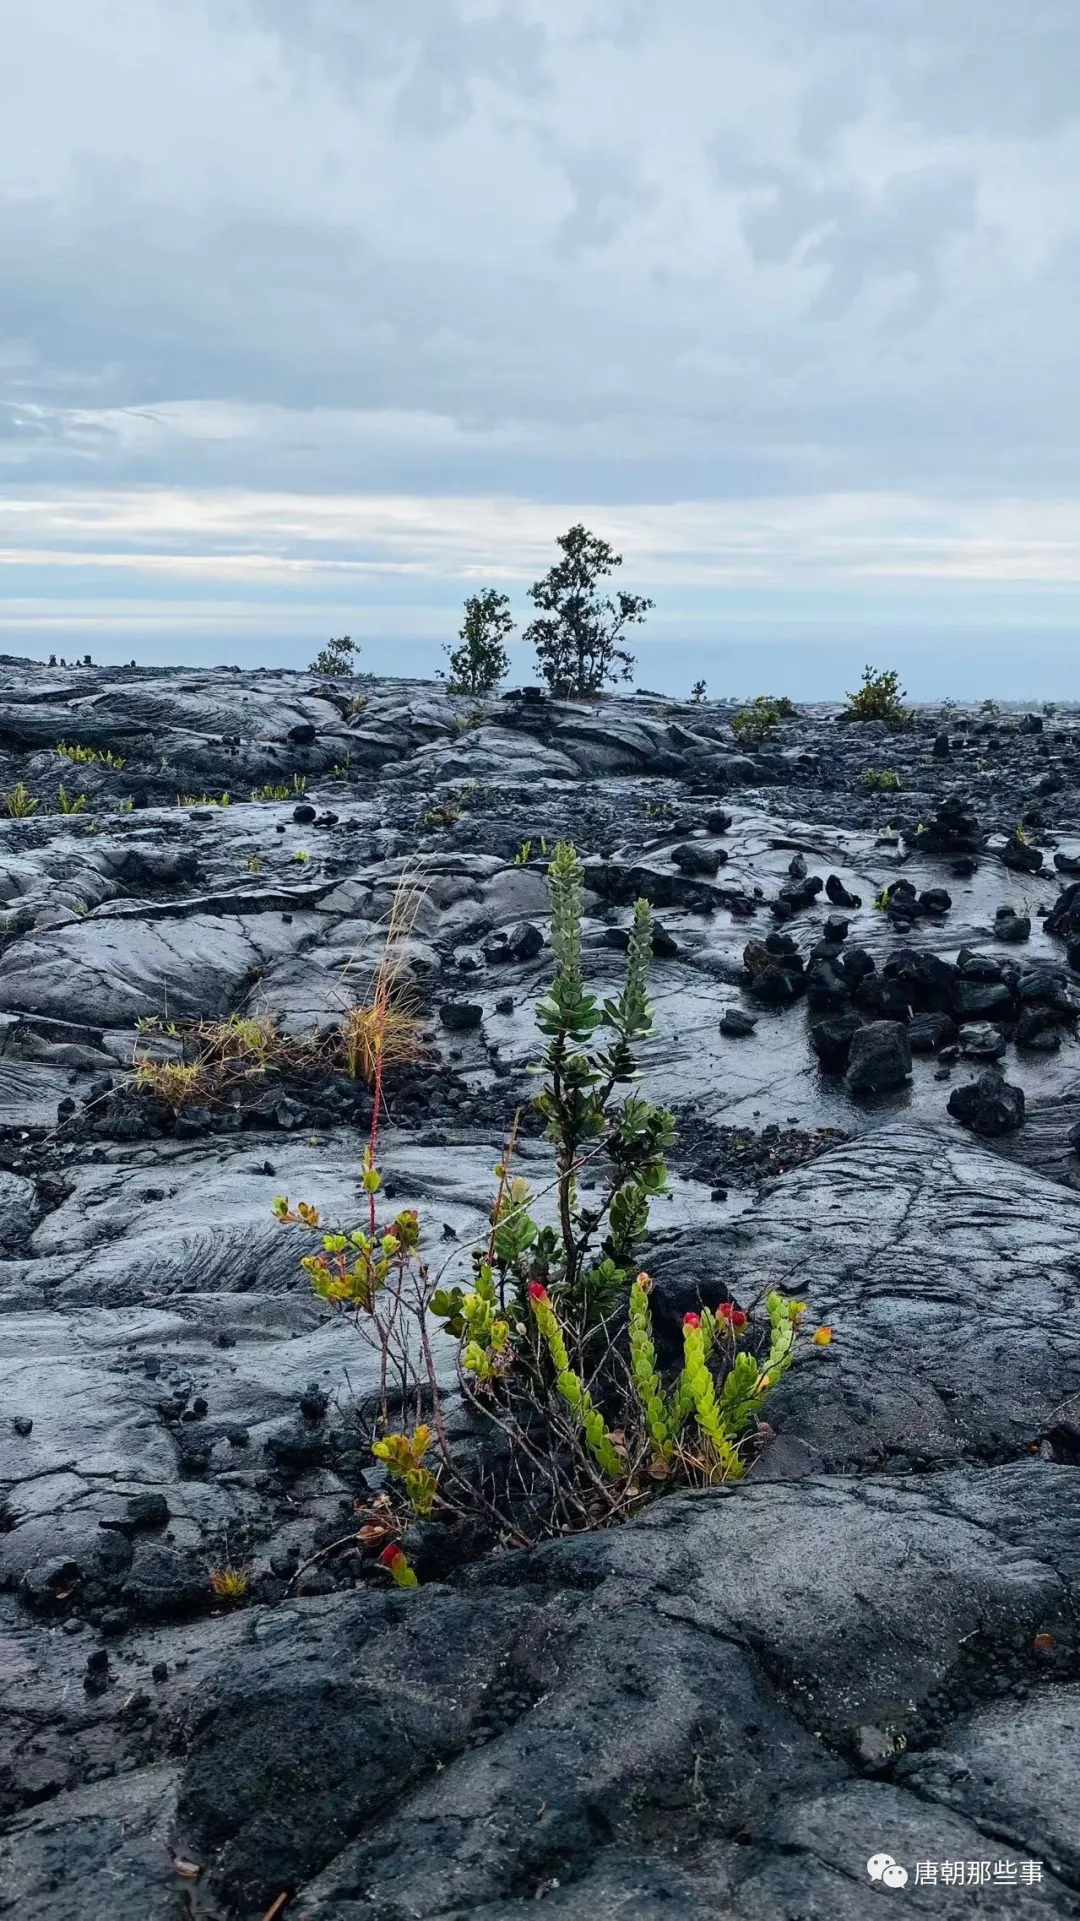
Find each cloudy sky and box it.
[3,0,1080,695]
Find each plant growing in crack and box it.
[274,844,813,1571]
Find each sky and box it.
[2,0,1080,697]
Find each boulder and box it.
[810,1014,862,1072]
[671,842,725,875]
[844,1020,912,1095]
[438,1003,484,1030]
[907,1011,957,1053]
[947,1071,1025,1136]
[1002,837,1044,873]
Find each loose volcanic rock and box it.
[844,1019,912,1095]
[948,1070,1026,1136]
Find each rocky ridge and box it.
[0,661,1079,1917]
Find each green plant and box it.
[56,785,87,814]
[248,855,262,872]
[840,666,912,730]
[730,695,793,748]
[310,635,358,677]
[371,1424,438,1515]
[523,525,652,699]
[423,786,475,829]
[273,847,814,1567]
[252,775,307,801]
[690,678,707,703]
[526,842,674,1325]
[348,693,367,716]
[2,782,39,818]
[178,792,230,807]
[134,1060,212,1111]
[56,741,126,769]
[445,589,514,696]
[512,835,547,866]
[294,848,310,865]
[858,767,902,791]
[379,1543,419,1589]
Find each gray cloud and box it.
[1,0,1079,512]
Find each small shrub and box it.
[858,767,902,792]
[445,590,513,696]
[1,782,39,818]
[178,792,230,807]
[310,635,358,677]
[690,678,707,703]
[56,785,87,814]
[840,666,912,729]
[275,843,813,1565]
[294,848,310,865]
[731,695,793,748]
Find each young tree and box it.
[310,635,358,677]
[523,525,653,699]
[444,590,514,696]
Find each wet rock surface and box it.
[1,663,1080,1916]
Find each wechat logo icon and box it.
[868,1852,910,1889]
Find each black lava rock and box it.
[995,906,1031,942]
[907,1012,957,1053]
[719,1008,758,1037]
[439,1003,484,1031]
[908,795,982,857]
[844,1020,912,1095]
[825,875,861,908]
[947,1071,1025,1136]
[952,978,1015,1021]
[1001,836,1043,873]
[810,1014,862,1072]
[671,842,725,875]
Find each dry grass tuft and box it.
[330,870,429,1090]
[209,1566,249,1600]
[134,1060,214,1111]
